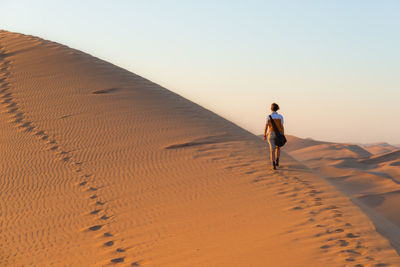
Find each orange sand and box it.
[1,31,399,266]
[286,135,400,256]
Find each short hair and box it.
[271,103,279,112]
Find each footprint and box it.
[90,209,101,215]
[79,181,87,186]
[8,107,18,113]
[6,102,16,108]
[313,201,322,206]
[131,261,140,266]
[3,98,11,104]
[292,206,303,210]
[19,122,31,128]
[116,248,125,253]
[346,233,359,238]
[111,257,124,263]
[96,201,105,206]
[88,225,103,231]
[25,126,35,132]
[89,194,97,199]
[308,189,322,196]
[2,92,11,98]
[88,187,98,191]
[14,114,24,120]
[104,241,114,246]
[100,215,110,220]
[343,249,361,255]
[104,232,113,237]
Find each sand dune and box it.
[361,142,399,155]
[284,135,329,152]
[286,136,400,256]
[360,150,400,165]
[1,30,399,266]
[289,143,371,162]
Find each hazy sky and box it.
[2,0,399,144]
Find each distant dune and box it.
[1,30,399,266]
[361,142,399,155]
[284,135,329,152]
[360,150,400,165]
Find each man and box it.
[264,103,284,170]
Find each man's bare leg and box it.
[276,147,280,167]
[270,149,276,163]
[270,148,276,170]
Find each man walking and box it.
[264,103,284,170]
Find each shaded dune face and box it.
[1,30,399,266]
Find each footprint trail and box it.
[0,40,132,265]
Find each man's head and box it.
[271,103,279,112]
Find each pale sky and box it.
[1,0,399,144]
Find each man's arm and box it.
[264,120,268,141]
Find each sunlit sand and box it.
[1,31,399,266]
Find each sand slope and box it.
[286,136,400,255]
[1,30,399,266]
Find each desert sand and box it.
[1,30,399,266]
[286,135,400,255]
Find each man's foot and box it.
[276,158,279,167]
[271,162,277,170]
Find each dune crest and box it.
[1,30,399,266]
[361,142,399,155]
